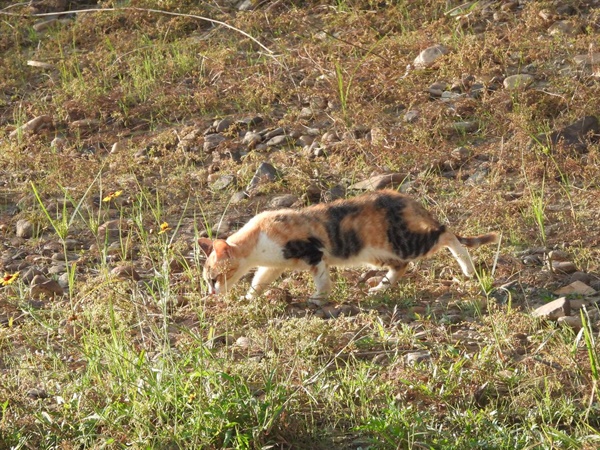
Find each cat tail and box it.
[456,232,499,248]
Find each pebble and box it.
[246,162,279,191]
[111,265,141,281]
[9,115,52,139]
[110,141,127,154]
[210,174,236,191]
[451,121,478,133]
[557,315,583,332]
[16,219,35,239]
[31,275,64,299]
[266,135,291,147]
[503,74,534,90]
[242,132,262,149]
[548,20,581,36]
[215,118,234,133]
[298,107,314,120]
[263,127,285,140]
[554,281,596,296]
[414,45,449,69]
[574,53,600,67]
[203,133,226,152]
[405,351,431,366]
[552,261,577,274]
[268,194,298,209]
[532,297,570,320]
[403,110,419,123]
[348,173,408,191]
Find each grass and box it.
[1,1,600,448]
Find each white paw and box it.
[368,284,388,294]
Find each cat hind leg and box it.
[369,261,408,293]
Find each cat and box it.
[198,189,498,300]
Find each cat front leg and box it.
[309,261,332,300]
[369,261,408,293]
[245,266,284,300]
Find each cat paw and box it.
[368,284,389,294]
[308,294,328,306]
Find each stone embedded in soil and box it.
[574,53,600,66]
[210,174,236,191]
[265,135,292,147]
[31,274,64,299]
[403,110,419,123]
[247,162,279,191]
[9,115,52,139]
[263,127,285,140]
[503,74,534,90]
[242,131,262,148]
[111,265,141,281]
[268,194,298,209]
[532,116,600,153]
[98,220,125,242]
[349,173,408,191]
[405,351,431,366]
[16,219,35,238]
[548,20,581,36]
[554,281,597,297]
[414,44,449,68]
[203,133,227,152]
[552,261,578,274]
[558,315,583,332]
[215,118,234,133]
[451,121,478,133]
[532,297,570,320]
[230,191,249,204]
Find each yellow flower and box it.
[158,222,171,234]
[1,272,19,286]
[103,190,123,202]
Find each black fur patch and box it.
[325,204,363,258]
[375,194,444,259]
[283,237,324,266]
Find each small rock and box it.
[111,265,141,281]
[298,107,314,120]
[57,272,70,289]
[203,133,227,152]
[557,315,583,332]
[210,174,236,191]
[569,272,593,284]
[451,146,471,161]
[574,53,600,67]
[268,194,298,209]
[237,0,254,11]
[21,267,44,284]
[27,388,49,400]
[532,297,570,320]
[247,162,279,191]
[230,191,249,204]
[297,135,315,147]
[349,173,408,191]
[31,275,64,299]
[242,132,262,149]
[215,118,234,133]
[405,351,431,366]
[110,141,127,154]
[554,281,596,296]
[235,336,251,349]
[321,131,340,144]
[16,219,35,239]
[414,45,449,69]
[552,261,578,274]
[452,121,478,133]
[503,74,534,90]
[50,136,67,150]
[403,110,419,123]
[532,116,599,153]
[98,220,125,243]
[548,20,581,36]
[9,115,52,139]
[266,135,291,147]
[70,119,100,130]
[263,127,285,140]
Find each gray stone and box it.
[532,297,570,320]
[503,74,534,90]
[215,118,234,133]
[247,162,279,191]
[31,275,64,299]
[452,121,478,133]
[263,127,285,140]
[558,315,583,332]
[16,219,35,239]
[230,191,249,204]
[210,174,236,191]
[403,110,419,123]
[242,132,262,149]
[203,133,227,152]
[554,281,596,296]
[574,53,600,67]
[349,173,408,191]
[405,351,431,366]
[532,116,599,153]
[9,115,52,139]
[298,107,314,120]
[266,135,291,147]
[268,194,298,209]
[414,45,449,68]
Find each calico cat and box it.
[199,189,498,300]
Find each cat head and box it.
[198,238,242,295]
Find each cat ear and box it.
[198,238,214,256]
[213,239,231,259]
